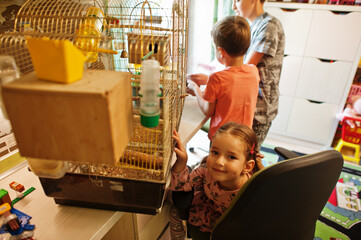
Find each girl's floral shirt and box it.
[169,163,249,233]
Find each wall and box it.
[187,0,214,74]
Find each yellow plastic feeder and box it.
[26,37,85,84]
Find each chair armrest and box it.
[172,189,194,220]
[171,165,194,220]
[274,147,300,160]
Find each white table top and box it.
[0,165,124,240]
[179,96,209,143]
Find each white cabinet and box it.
[265,2,361,148]
[270,95,293,132]
[279,55,303,96]
[265,7,313,56]
[305,10,361,61]
[296,57,353,104]
[287,98,339,144]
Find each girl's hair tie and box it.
[250,143,255,154]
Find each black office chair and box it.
[274,146,301,160]
[173,148,343,240]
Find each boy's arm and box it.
[245,50,264,66]
[187,73,208,86]
[187,80,215,117]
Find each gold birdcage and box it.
[1,0,188,183]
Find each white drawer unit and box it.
[265,7,313,56]
[279,55,303,96]
[270,95,293,133]
[287,98,339,144]
[305,10,361,61]
[264,2,361,149]
[296,57,353,104]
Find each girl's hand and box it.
[172,129,188,172]
[173,129,187,162]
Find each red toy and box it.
[334,116,361,164]
[9,182,25,193]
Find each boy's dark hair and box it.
[211,15,250,57]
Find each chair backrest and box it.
[341,116,361,144]
[211,150,343,240]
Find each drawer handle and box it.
[331,11,351,15]
[280,8,297,12]
[307,99,323,104]
[319,58,337,63]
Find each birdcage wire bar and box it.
[0,0,188,182]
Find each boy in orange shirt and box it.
[187,15,260,140]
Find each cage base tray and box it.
[53,198,160,215]
[38,173,165,215]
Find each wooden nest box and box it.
[2,70,133,166]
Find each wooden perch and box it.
[123,149,163,169]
